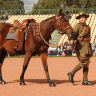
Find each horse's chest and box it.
[38,45,48,54]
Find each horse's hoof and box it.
[1,81,6,84]
[20,82,26,85]
[49,82,56,87]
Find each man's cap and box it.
[76,12,89,19]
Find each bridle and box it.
[55,16,75,40]
[55,16,70,33]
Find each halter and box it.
[55,16,70,32]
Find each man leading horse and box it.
[68,12,93,85]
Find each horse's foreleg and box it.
[40,52,55,87]
[40,52,50,81]
[0,62,5,84]
[20,52,32,85]
[0,49,7,84]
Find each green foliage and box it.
[31,0,96,14]
[0,0,24,14]
[33,0,67,9]
[33,0,96,9]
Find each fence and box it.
[0,8,96,15]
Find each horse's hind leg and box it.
[40,52,55,87]
[0,48,7,84]
[20,52,32,85]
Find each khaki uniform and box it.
[71,22,93,81]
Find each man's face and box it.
[79,16,87,24]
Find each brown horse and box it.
[0,23,12,45]
[0,9,74,86]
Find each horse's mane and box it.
[41,16,55,23]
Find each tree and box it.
[31,0,96,14]
[0,0,24,14]
[33,0,67,9]
[33,0,96,9]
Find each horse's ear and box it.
[59,9,64,17]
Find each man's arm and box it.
[73,23,80,40]
[78,25,90,42]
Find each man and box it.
[65,6,69,19]
[67,12,93,85]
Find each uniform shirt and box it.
[73,23,90,41]
[73,22,93,59]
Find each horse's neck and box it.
[40,17,56,38]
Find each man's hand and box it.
[78,36,84,42]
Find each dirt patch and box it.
[0,57,96,96]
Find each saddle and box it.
[6,20,21,40]
[9,20,21,33]
[6,19,36,52]
[7,19,35,40]
[6,19,40,52]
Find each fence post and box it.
[39,9,40,15]
[20,9,22,15]
[49,9,50,14]
[72,8,73,14]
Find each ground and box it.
[0,57,96,96]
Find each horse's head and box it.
[55,9,75,41]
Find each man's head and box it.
[79,16,87,24]
[76,12,89,24]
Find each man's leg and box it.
[68,57,89,83]
[68,62,83,83]
[83,62,89,81]
[82,61,93,85]
[71,63,83,76]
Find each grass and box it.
[6,55,96,58]
[6,55,76,58]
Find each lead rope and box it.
[38,23,58,48]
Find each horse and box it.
[0,23,12,45]
[0,9,74,87]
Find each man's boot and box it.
[82,67,94,85]
[67,72,74,83]
[82,80,94,85]
[68,63,83,83]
